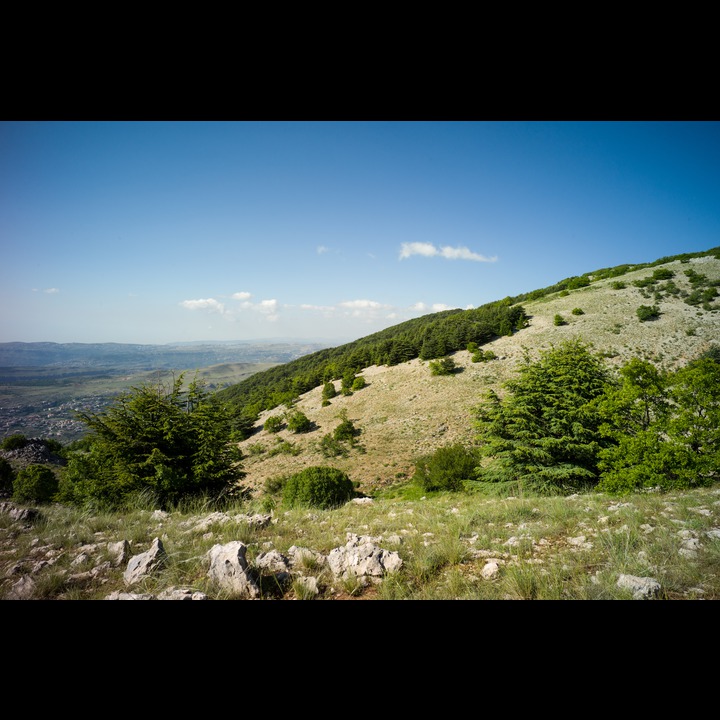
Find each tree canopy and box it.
[59,374,245,509]
[474,339,614,495]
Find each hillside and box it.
[235,251,720,497]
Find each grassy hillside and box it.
[233,248,720,497]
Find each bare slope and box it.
[238,255,720,496]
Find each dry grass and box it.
[238,255,720,498]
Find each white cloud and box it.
[410,301,427,311]
[399,242,497,262]
[232,291,252,300]
[339,299,382,309]
[180,298,225,314]
[431,303,452,311]
[317,245,330,254]
[399,242,438,259]
[258,299,278,314]
[45,287,60,294]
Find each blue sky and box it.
[1,120,719,345]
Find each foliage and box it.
[0,457,16,494]
[412,444,480,492]
[286,409,313,433]
[264,415,284,433]
[334,418,359,444]
[321,381,337,401]
[571,308,584,315]
[351,376,366,391]
[13,464,59,504]
[429,356,457,376]
[637,305,661,322]
[2,433,29,451]
[341,370,357,395]
[596,355,720,493]
[58,374,245,510]
[554,314,567,326]
[281,466,355,509]
[652,267,674,281]
[611,281,626,289]
[474,340,613,495]
[318,433,349,458]
[472,349,496,363]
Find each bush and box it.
[264,415,284,433]
[554,314,567,326]
[351,376,366,391]
[1,433,29,451]
[571,308,584,315]
[321,382,337,401]
[286,410,312,433]
[472,349,497,363]
[637,305,660,322]
[333,418,359,443]
[13,464,58,504]
[281,466,355,509]
[429,357,457,375]
[412,444,480,493]
[611,281,626,290]
[0,457,16,494]
[318,433,348,458]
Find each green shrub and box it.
[652,268,674,281]
[333,418,359,443]
[318,433,348,458]
[321,382,337,401]
[264,415,284,433]
[412,444,480,493]
[637,305,660,322]
[571,308,584,315]
[554,314,567,326]
[472,349,497,363]
[351,376,366,391]
[611,281,626,290]
[0,457,16,494]
[281,466,355,509]
[13,464,58,504]
[286,410,312,433]
[429,357,457,375]
[2,433,29,451]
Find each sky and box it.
[1,120,719,346]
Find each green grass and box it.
[3,481,720,600]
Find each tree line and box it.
[215,299,529,424]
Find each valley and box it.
[0,340,334,442]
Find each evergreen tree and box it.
[59,374,245,509]
[474,340,612,495]
[596,354,720,494]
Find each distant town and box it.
[0,339,337,445]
